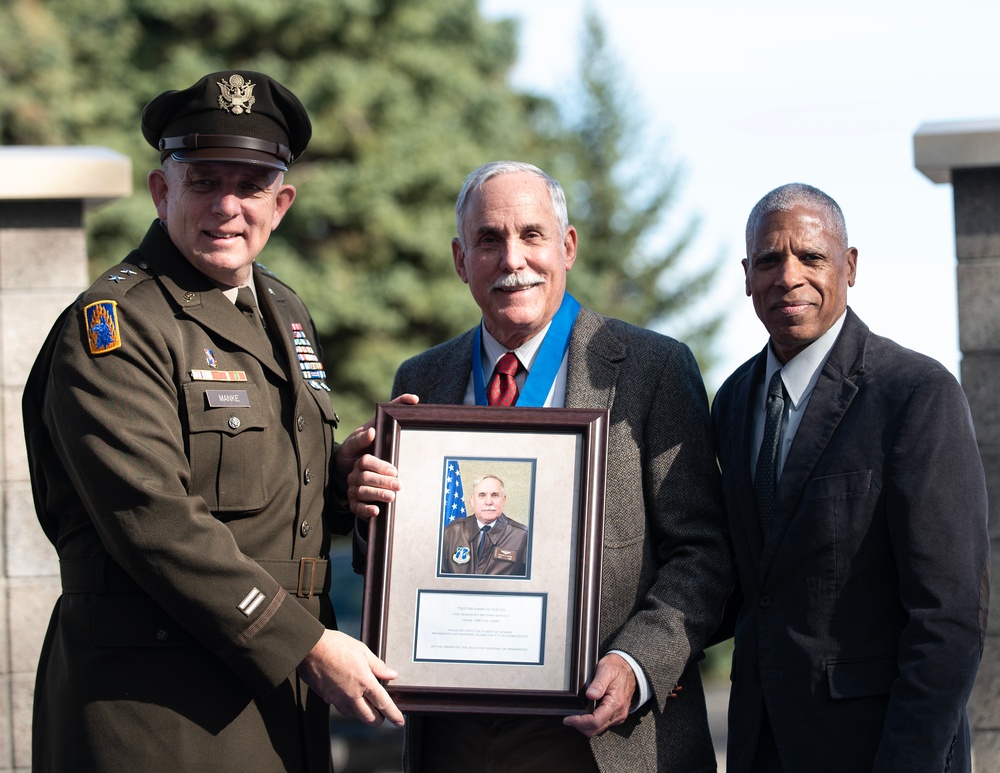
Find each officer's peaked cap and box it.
[141,70,312,171]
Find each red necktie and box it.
[487,352,519,406]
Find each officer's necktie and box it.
[235,286,270,347]
[754,369,786,533]
[487,352,520,406]
[235,286,266,333]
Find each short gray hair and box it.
[471,474,506,494]
[454,161,569,247]
[745,183,848,253]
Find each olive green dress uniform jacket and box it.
[439,513,529,576]
[391,306,733,773]
[23,221,350,773]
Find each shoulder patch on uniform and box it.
[84,301,122,355]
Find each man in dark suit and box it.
[349,160,732,772]
[712,182,990,772]
[440,474,529,576]
[22,70,403,773]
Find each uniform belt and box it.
[256,558,331,598]
[60,557,330,599]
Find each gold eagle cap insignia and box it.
[217,74,255,115]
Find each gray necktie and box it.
[754,369,786,532]
[477,524,492,555]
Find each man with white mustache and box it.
[349,160,732,772]
[439,474,528,576]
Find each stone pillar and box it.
[915,120,1000,770]
[0,147,130,772]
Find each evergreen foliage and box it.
[557,9,723,371]
[0,0,719,429]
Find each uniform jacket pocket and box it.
[183,381,270,512]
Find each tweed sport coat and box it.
[23,221,349,773]
[712,308,990,772]
[391,304,733,773]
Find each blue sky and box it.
[480,0,998,389]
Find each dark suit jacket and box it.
[393,305,732,773]
[712,308,989,772]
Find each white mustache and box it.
[491,272,544,291]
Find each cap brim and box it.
[169,147,288,172]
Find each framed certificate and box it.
[361,404,608,714]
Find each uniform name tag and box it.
[494,548,517,562]
[206,390,250,408]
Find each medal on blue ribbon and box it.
[472,293,581,407]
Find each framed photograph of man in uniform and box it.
[361,404,608,715]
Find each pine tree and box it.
[0,1,722,426]
[559,8,723,372]
[0,0,554,429]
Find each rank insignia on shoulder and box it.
[84,301,121,355]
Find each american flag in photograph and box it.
[443,459,467,526]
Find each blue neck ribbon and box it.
[472,293,581,407]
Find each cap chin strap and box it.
[158,133,292,163]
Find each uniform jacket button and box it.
[300,521,312,537]
[156,629,169,642]
[297,415,306,432]
[303,468,312,485]
[759,594,773,608]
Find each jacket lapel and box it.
[564,307,623,410]
[252,269,305,386]
[426,330,477,405]
[139,227,287,382]
[758,309,867,578]
[732,351,767,570]
[175,278,287,381]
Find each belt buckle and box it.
[297,557,318,598]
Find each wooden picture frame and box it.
[361,404,608,714]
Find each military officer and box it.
[23,70,403,773]
[440,474,529,576]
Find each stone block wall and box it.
[953,168,1000,769]
[0,148,130,773]
[915,123,1000,771]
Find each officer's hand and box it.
[297,629,404,727]
[562,653,637,738]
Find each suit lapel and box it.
[758,310,867,577]
[427,331,476,404]
[731,352,767,570]
[564,307,623,410]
